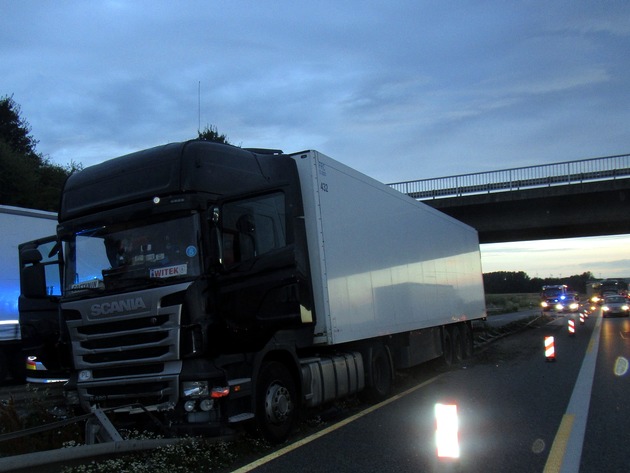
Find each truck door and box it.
[213,192,309,343]
[18,236,70,379]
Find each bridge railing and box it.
[388,153,630,199]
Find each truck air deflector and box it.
[60,140,299,222]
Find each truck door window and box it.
[223,193,286,264]
[20,239,62,297]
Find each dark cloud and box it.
[1,0,629,182]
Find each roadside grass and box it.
[0,386,82,456]
[0,391,339,473]
[486,293,540,315]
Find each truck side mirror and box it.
[21,248,43,265]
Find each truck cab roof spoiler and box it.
[243,148,284,155]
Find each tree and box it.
[483,271,534,293]
[197,124,231,144]
[0,95,39,156]
[0,140,38,207]
[483,270,597,294]
[0,95,79,212]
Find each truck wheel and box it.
[362,345,392,401]
[256,361,297,443]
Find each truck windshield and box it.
[543,288,563,297]
[64,214,202,295]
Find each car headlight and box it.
[182,381,209,398]
[622,305,629,311]
[602,306,610,311]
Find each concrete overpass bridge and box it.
[388,153,630,244]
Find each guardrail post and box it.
[85,407,124,444]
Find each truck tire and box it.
[362,344,393,401]
[255,361,297,443]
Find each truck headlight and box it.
[199,399,214,411]
[182,381,209,398]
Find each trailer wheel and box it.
[451,326,464,364]
[461,323,474,359]
[441,328,453,367]
[256,361,297,443]
[362,345,392,401]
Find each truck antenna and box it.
[197,81,201,134]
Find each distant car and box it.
[553,295,580,313]
[541,296,579,313]
[601,295,630,317]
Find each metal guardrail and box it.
[388,153,630,199]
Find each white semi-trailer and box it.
[19,141,486,441]
[0,205,59,381]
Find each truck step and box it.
[228,412,255,423]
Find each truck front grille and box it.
[91,363,165,379]
[83,346,171,364]
[66,302,181,369]
[76,314,170,335]
[64,284,192,411]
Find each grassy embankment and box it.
[485,293,540,315]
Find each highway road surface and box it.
[227,309,629,473]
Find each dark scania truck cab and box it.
[54,141,313,440]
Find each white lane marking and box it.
[544,315,602,473]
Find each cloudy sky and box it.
[3,1,630,279]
